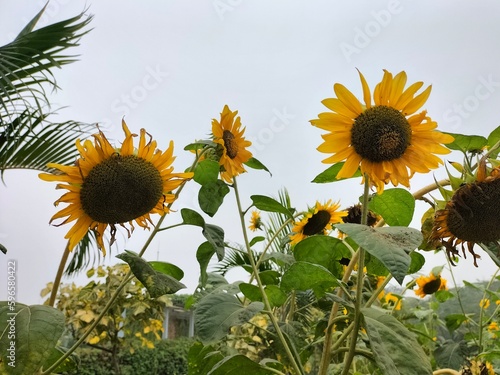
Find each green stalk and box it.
[233,178,304,375]
[340,177,370,375]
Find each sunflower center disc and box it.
[351,105,411,162]
[80,155,163,224]
[302,210,331,236]
[446,178,500,242]
[422,278,442,294]
[223,130,239,159]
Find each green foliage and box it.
[311,161,362,183]
[367,188,415,226]
[0,303,68,375]
[117,250,186,297]
[336,224,422,284]
[362,307,433,375]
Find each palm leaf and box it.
[0,109,95,176]
[64,231,103,276]
[0,5,93,121]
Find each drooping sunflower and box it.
[381,292,402,311]
[414,272,447,298]
[431,167,500,267]
[248,210,263,232]
[290,200,347,244]
[310,69,454,193]
[39,120,193,254]
[212,105,252,183]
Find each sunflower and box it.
[248,210,263,232]
[39,120,193,254]
[310,69,454,193]
[290,200,347,244]
[431,167,500,267]
[212,105,252,183]
[414,272,447,298]
[381,292,402,311]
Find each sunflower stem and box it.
[48,241,71,307]
[233,178,304,375]
[340,178,370,375]
[477,266,500,351]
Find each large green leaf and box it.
[244,157,271,175]
[194,159,220,186]
[203,224,225,261]
[195,293,264,344]
[199,180,230,217]
[250,195,293,218]
[208,354,277,374]
[293,235,350,277]
[281,261,339,297]
[116,251,186,297]
[181,208,206,227]
[0,303,65,375]
[197,241,216,287]
[311,161,362,183]
[188,341,224,375]
[362,307,432,375]
[335,224,422,284]
[367,188,415,226]
[443,132,487,153]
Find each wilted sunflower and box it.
[290,200,347,244]
[248,210,263,232]
[39,121,193,254]
[414,272,447,298]
[431,167,500,266]
[310,69,454,193]
[212,105,252,183]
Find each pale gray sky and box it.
[2,0,500,305]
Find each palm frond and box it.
[0,5,93,121]
[64,231,102,276]
[266,188,295,254]
[214,246,273,276]
[0,108,95,176]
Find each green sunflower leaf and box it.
[149,261,184,281]
[250,195,293,218]
[41,347,79,373]
[293,236,350,277]
[184,140,217,151]
[408,251,426,274]
[181,208,206,227]
[479,242,500,268]
[281,261,339,298]
[311,162,362,183]
[0,303,65,375]
[202,224,225,261]
[208,354,278,375]
[443,132,487,153]
[193,159,220,186]
[116,251,186,297]
[362,307,433,375]
[367,188,415,227]
[187,342,224,375]
[194,293,264,344]
[196,241,216,287]
[239,282,261,301]
[244,157,271,176]
[199,180,230,217]
[263,285,287,307]
[0,243,6,254]
[335,224,422,284]
[249,236,265,247]
[487,125,500,158]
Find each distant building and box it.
[162,305,195,339]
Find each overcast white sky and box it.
[2,0,500,305]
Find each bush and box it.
[64,338,194,375]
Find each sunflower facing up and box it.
[431,167,500,267]
[310,69,454,193]
[212,105,252,183]
[290,200,347,244]
[39,120,193,254]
